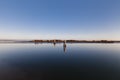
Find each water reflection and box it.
[63,42,67,53]
[53,42,67,52]
[1,43,120,80]
[53,42,56,47]
[35,42,67,52]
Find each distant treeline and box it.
[32,40,120,43]
[0,40,120,43]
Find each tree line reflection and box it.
[35,42,67,53]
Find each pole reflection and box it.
[34,41,67,52]
[63,42,66,53]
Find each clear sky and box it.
[0,0,120,40]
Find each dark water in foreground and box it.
[0,43,120,80]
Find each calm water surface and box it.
[0,43,120,80]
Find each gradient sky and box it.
[0,0,120,40]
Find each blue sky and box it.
[0,0,120,40]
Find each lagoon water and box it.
[0,43,120,80]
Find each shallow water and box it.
[0,43,120,80]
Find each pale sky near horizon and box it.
[0,0,120,40]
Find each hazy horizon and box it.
[0,0,120,40]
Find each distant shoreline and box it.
[0,40,120,43]
[32,40,120,43]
